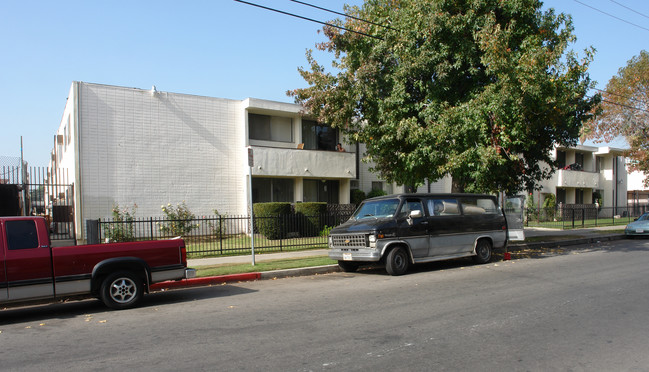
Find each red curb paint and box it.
[150,272,261,291]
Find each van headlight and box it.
[368,234,376,243]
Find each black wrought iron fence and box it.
[97,210,354,257]
[525,205,649,229]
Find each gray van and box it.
[328,193,508,275]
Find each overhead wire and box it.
[608,0,649,20]
[289,0,397,30]
[233,0,384,40]
[573,0,649,32]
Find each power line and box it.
[598,97,649,114]
[609,0,649,20]
[289,0,396,30]
[594,87,647,105]
[573,0,649,32]
[233,0,384,40]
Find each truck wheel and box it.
[338,261,360,272]
[473,239,492,264]
[100,271,144,310]
[385,247,409,276]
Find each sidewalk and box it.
[151,226,626,291]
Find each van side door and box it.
[396,198,429,258]
[4,219,54,301]
[426,198,464,256]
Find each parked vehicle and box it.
[1,216,195,310]
[328,193,509,275]
[625,212,649,237]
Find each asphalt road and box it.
[2,239,649,371]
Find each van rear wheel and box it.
[385,247,409,276]
[473,239,492,264]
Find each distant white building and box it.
[531,145,629,210]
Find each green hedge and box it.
[253,203,292,240]
[295,202,327,237]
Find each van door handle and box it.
[421,221,428,225]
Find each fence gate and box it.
[0,157,75,240]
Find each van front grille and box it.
[331,234,367,248]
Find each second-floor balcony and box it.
[250,146,356,179]
[556,169,599,189]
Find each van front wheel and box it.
[473,239,492,264]
[385,247,409,276]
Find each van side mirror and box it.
[409,210,422,219]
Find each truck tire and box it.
[472,239,492,264]
[385,247,409,276]
[100,271,144,310]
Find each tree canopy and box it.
[289,0,599,194]
[582,50,649,187]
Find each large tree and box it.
[289,0,598,194]
[582,50,649,187]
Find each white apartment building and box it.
[50,82,443,241]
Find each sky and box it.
[1,0,647,167]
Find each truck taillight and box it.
[181,245,187,263]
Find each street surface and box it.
[2,238,649,371]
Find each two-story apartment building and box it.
[533,145,627,210]
[50,82,445,241]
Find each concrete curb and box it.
[151,234,628,291]
[150,265,342,291]
[508,234,625,251]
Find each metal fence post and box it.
[86,219,100,245]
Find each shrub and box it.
[103,204,137,243]
[295,202,327,237]
[253,202,292,240]
[350,189,366,205]
[320,225,334,237]
[160,202,198,237]
[367,189,387,199]
[525,193,539,222]
[210,209,227,237]
[542,194,557,221]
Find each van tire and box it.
[473,239,492,264]
[385,247,409,276]
[338,261,360,272]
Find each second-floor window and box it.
[302,119,337,151]
[249,113,293,142]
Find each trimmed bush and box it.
[253,202,292,240]
[367,189,387,199]
[295,202,327,237]
[351,189,366,205]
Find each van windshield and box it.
[353,199,400,219]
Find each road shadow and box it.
[0,285,256,325]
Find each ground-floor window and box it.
[252,178,294,203]
[303,179,339,204]
[556,188,566,204]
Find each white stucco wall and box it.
[75,82,246,222]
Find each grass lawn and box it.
[195,256,336,277]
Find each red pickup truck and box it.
[1,216,195,310]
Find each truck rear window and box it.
[6,220,39,250]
